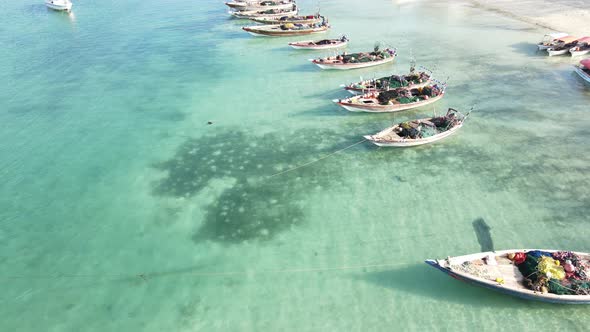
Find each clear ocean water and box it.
[2,0,590,330]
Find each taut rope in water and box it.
[267,139,367,179]
[0,261,411,281]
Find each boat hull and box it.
[547,48,570,56]
[364,123,462,147]
[426,249,590,304]
[574,66,590,84]
[570,49,590,57]
[45,0,72,11]
[335,92,444,113]
[344,80,431,95]
[243,27,328,37]
[289,41,347,50]
[312,56,395,70]
[252,17,322,25]
[227,2,295,12]
[232,12,297,19]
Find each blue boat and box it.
[425,249,590,304]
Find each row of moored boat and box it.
[226,0,469,148]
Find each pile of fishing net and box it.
[376,86,439,105]
[513,250,590,295]
[342,50,390,63]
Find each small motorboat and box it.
[333,84,445,113]
[343,66,432,94]
[230,5,297,19]
[363,108,469,147]
[311,47,396,70]
[243,21,330,37]
[570,37,590,56]
[226,0,295,12]
[574,59,590,84]
[45,0,72,11]
[426,249,590,304]
[251,14,324,25]
[289,36,348,50]
[547,36,580,56]
[537,32,570,50]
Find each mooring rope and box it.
[267,139,367,179]
[0,261,412,281]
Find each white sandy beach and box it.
[467,0,590,36]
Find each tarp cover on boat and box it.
[576,36,590,44]
[581,59,590,69]
[557,36,579,43]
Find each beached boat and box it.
[547,36,580,56]
[289,36,348,50]
[243,21,329,37]
[570,37,590,56]
[426,249,590,304]
[230,5,297,19]
[226,0,295,12]
[574,59,590,84]
[45,0,72,11]
[343,67,432,94]
[363,108,468,147]
[333,84,445,113]
[537,32,570,50]
[251,14,323,25]
[311,48,396,70]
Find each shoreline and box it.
[466,0,589,36]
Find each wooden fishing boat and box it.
[243,22,330,37]
[570,37,590,56]
[426,249,590,304]
[230,5,297,19]
[574,59,590,84]
[226,0,295,12]
[289,36,348,50]
[537,32,570,50]
[363,108,468,147]
[251,14,323,25]
[333,84,445,113]
[547,36,580,56]
[343,68,432,95]
[311,48,396,70]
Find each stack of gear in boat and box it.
[376,85,441,105]
[371,72,430,89]
[394,110,459,139]
[334,49,392,64]
[510,250,590,295]
[280,19,327,30]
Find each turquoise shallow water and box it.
[2,0,590,330]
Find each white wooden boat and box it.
[230,6,297,19]
[547,36,580,56]
[333,84,445,113]
[343,68,432,95]
[45,0,72,11]
[363,108,468,147]
[426,249,590,304]
[289,36,348,50]
[574,59,590,84]
[311,48,396,70]
[226,0,295,12]
[251,14,323,25]
[243,22,329,37]
[537,32,569,50]
[570,37,590,56]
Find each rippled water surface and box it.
[2,0,590,330]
